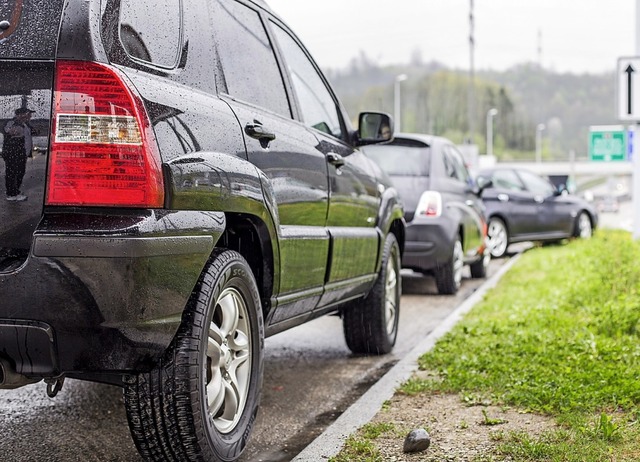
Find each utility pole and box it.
[467,0,475,143]
[537,28,543,67]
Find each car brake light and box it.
[47,60,164,207]
[416,191,442,217]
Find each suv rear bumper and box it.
[0,210,224,381]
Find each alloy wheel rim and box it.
[384,257,398,335]
[206,287,251,434]
[578,214,592,238]
[453,240,463,288]
[488,220,507,257]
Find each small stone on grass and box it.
[403,428,431,453]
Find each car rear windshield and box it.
[0,0,65,59]
[365,144,430,176]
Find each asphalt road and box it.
[0,258,511,462]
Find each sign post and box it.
[618,54,640,239]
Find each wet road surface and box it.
[0,258,512,462]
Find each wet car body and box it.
[0,1,405,460]
[477,167,598,257]
[363,133,489,295]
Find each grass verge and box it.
[334,230,640,461]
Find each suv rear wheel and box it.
[124,249,264,461]
[343,233,400,355]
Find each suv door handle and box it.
[245,121,276,148]
[327,152,345,167]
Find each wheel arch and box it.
[217,213,276,321]
[377,185,406,263]
[165,152,282,319]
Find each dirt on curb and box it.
[366,391,558,461]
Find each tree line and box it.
[327,53,619,161]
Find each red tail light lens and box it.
[47,60,164,207]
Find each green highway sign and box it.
[588,126,627,162]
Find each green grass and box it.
[330,230,640,460]
[398,229,640,460]
[328,423,398,462]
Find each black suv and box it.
[0,1,405,460]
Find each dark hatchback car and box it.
[364,133,490,295]
[0,1,406,461]
[477,167,598,257]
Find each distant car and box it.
[476,168,598,258]
[364,133,491,295]
[597,196,620,213]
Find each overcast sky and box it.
[267,0,636,75]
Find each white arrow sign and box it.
[618,57,640,121]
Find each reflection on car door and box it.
[269,21,381,307]
[490,169,539,237]
[517,170,573,235]
[211,0,330,322]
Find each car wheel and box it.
[469,247,490,279]
[434,237,464,295]
[124,249,264,462]
[574,211,593,239]
[487,217,509,258]
[343,233,400,355]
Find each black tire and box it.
[574,211,593,239]
[343,233,400,355]
[124,249,264,462]
[487,217,509,258]
[434,237,463,295]
[469,247,490,279]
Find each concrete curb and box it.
[292,254,522,461]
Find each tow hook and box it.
[45,376,65,398]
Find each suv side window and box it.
[210,1,290,117]
[271,24,343,139]
[119,0,182,67]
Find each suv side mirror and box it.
[356,112,393,146]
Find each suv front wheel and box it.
[343,233,400,355]
[124,249,264,461]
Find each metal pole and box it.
[634,0,640,239]
[468,0,475,143]
[486,108,498,156]
[394,74,407,133]
[536,123,545,164]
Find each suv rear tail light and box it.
[416,191,442,217]
[47,60,164,207]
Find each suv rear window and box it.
[119,0,182,67]
[365,144,430,176]
[0,0,65,59]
